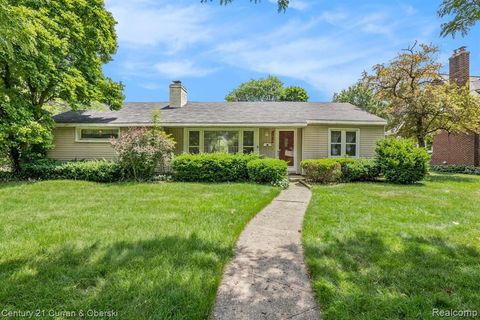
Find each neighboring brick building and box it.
[431,47,480,166]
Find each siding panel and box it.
[48,128,117,161]
[259,128,276,158]
[302,125,384,160]
[164,127,184,155]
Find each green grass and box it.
[0,181,279,319]
[303,174,480,320]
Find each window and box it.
[330,131,342,156]
[243,131,255,154]
[77,128,119,142]
[329,129,359,157]
[188,131,200,154]
[204,131,239,153]
[345,131,357,157]
[186,129,257,154]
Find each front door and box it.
[279,130,295,167]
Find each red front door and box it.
[279,131,294,166]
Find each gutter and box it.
[54,120,387,128]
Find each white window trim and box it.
[183,128,260,154]
[328,128,360,158]
[75,127,120,143]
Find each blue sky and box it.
[103,0,480,102]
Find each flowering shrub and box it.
[111,127,175,181]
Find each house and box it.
[49,81,387,173]
[431,47,480,166]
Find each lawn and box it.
[0,181,279,320]
[302,174,480,320]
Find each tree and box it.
[439,0,480,37]
[281,86,309,102]
[225,76,309,102]
[202,0,289,11]
[226,76,285,102]
[364,43,480,148]
[0,0,124,172]
[333,82,387,118]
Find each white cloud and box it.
[106,0,213,53]
[154,60,216,78]
[213,8,433,95]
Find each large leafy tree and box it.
[226,76,309,102]
[0,0,124,172]
[439,0,480,37]
[281,86,309,102]
[202,0,289,11]
[364,43,480,147]
[333,82,387,118]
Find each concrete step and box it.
[288,175,305,182]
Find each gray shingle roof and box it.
[53,102,387,126]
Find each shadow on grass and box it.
[0,235,231,320]
[427,173,480,184]
[304,231,480,320]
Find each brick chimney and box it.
[449,46,470,88]
[169,80,187,108]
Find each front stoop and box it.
[212,183,321,320]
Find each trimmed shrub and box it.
[19,159,61,180]
[58,161,122,182]
[301,159,342,183]
[375,138,430,184]
[20,159,122,183]
[343,159,380,182]
[247,159,288,185]
[430,165,480,175]
[172,153,261,182]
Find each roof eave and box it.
[54,119,387,127]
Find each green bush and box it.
[343,159,380,182]
[172,153,261,182]
[247,159,288,185]
[111,127,175,181]
[430,165,480,175]
[375,138,430,184]
[59,161,122,182]
[19,159,61,180]
[20,159,122,183]
[301,159,342,183]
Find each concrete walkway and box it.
[212,183,320,320]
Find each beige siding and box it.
[164,127,184,155]
[48,127,117,161]
[302,125,329,159]
[359,126,385,157]
[259,128,276,158]
[302,125,385,160]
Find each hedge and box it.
[430,165,480,175]
[20,159,122,183]
[301,159,342,183]
[301,158,380,184]
[172,153,261,182]
[247,158,288,186]
[375,138,430,184]
[343,159,380,182]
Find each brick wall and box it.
[431,131,479,166]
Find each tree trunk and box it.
[417,136,426,148]
[9,147,21,174]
